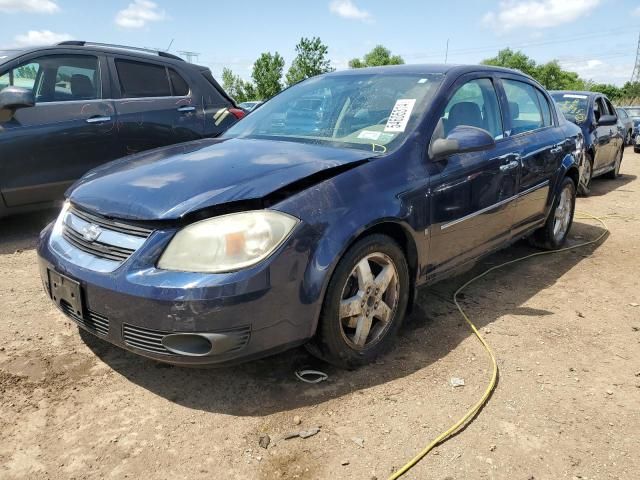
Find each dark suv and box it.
[0,41,244,217]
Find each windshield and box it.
[625,107,640,118]
[222,72,444,153]
[551,93,589,124]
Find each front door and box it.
[0,53,117,207]
[427,76,518,277]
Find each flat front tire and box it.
[308,234,409,369]
[578,154,592,196]
[529,176,576,250]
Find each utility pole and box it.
[178,51,200,64]
[632,32,640,83]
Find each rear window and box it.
[115,59,171,98]
[168,68,189,96]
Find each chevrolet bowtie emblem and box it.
[81,223,102,242]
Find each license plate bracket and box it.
[48,269,84,318]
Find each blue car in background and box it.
[38,65,582,368]
[551,91,625,195]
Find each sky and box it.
[1,0,640,86]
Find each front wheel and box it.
[578,153,593,196]
[604,148,622,179]
[308,234,410,368]
[529,176,576,250]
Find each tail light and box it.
[229,108,246,119]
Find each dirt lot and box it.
[1,148,639,480]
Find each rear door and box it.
[109,56,203,155]
[592,96,614,171]
[428,75,519,275]
[0,52,116,207]
[498,77,563,235]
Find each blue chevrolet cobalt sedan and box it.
[38,65,583,368]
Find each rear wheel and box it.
[529,176,576,250]
[308,234,409,369]
[578,153,593,196]
[626,130,632,146]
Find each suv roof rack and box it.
[57,41,185,62]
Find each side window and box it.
[604,99,616,117]
[535,89,552,126]
[0,56,100,102]
[0,62,40,93]
[115,60,171,98]
[502,79,544,135]
[593,98,603,122]
[168,69,189,96]
[441,78,503,139]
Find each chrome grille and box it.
[59,300,109,336]
[62,226,134,261]
[70,206,153,238]
[51,205,153,272]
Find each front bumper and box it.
[37,221,317,366]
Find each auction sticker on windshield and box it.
[385,99,416,133]
[563,94,588,99]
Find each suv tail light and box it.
[229,108,246,119]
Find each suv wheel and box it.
[309,234,409,368]
[529,176,576,250]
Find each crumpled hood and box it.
[68,138,372,220]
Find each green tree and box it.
[349,45,404,69]
[535,60,585,90]
[481,48,537,77]
[221,67,256,103]
[585,82,622,101]
[285,37,334,86]
[252,52,285,100]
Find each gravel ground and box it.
[1,148,639,480]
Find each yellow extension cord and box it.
[388,211,610,479]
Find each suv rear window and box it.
[168,68,189,96]
[115,59,171,98]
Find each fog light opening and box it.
[161,334,213,356]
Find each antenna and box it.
[444,39,449,64]
[632,31,640,83]
[177,50,200,63]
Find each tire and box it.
[603,147,623,179]
[308,234,410,369]
[578,153,593,196]
[529,176,576,250]
[626,130,632,146]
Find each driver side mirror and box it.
[0,86,35,113]
[596,114,617,127]
[429,124,496,161]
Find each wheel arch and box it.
[306,219,420,337]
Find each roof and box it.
[323,63,534,79]
[0,43,190,67]
[550,90,599,97]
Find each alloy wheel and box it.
[338,252,399,349]
[580,157,592,191]
[553,185,573,243]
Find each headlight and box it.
[158,210,299,273]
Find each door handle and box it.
[177,106,196,112]
[86,116,111,124]
[499,160,519,172]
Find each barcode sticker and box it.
[385,99,416,133]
